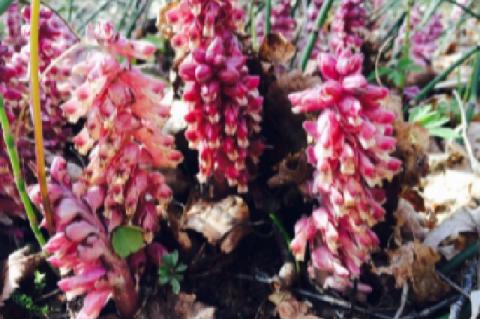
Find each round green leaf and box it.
[111,226,145,258]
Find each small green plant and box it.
[158,250,187,294]
[33,271,46,292]
[408,103,461,139]
[370,57,423,88]
[11,292,50,318]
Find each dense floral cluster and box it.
[0,3,76,223]
[409,7,443,66]
[61,21,182,227]
[30,157,137,319]
[166,0,263,192]
[256,0,297,42]
[289,51,401,290]
[329,0,366,52]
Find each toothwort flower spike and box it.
[167,0,264,193]
[289,50,402,291]
[30,157,137,319]
[61,21,182,228]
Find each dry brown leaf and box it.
[175,293,216,319]
[429,142,470,172]
[374,241,449,302]
[259,33,296,65]
[422,170,480,213]
[136,292,215,319]
[1,246,43,305]
[269,291,321,319]
[394,122,430,185]
[182,196,250,253]
[394,199,428,244]
[424,207,480,259]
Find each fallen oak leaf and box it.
[1,246,43,305]
[135,292,215,319]
[182,196,250,254]
[422,170,480,214]
[374,241,449,302]
[424,207,480,260]
[269,291,321,319]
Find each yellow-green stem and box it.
[30,0,54,234]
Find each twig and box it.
[300,0,334,72]
[436,271,470,299]
[413,46,480,103]
[30,0,54,234]
[399,296,458,319]
[454,90,480,174]
[394,283,409,319]
[445,0,480,19]
[296,288,392,319]
[0,97,46,247]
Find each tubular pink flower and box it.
[256,0,297,41]
[30,157,136,319]
[289,50,401,291]
[60,21,182,223]
[167,0,263,193]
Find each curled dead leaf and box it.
[1,246,43,305]
[269,291,321,319]
[374,241,449,302]
[259,33,296,65]
[394,199,428,244]
[394,122,429,186]
[182,196,250,253]
[424,207,480,260]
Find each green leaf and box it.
[423,117,450,129]
[0,0,13,16]
[158,275,170,284]
[111,226,145,258]
[170,278,181,294]
[176,264,187,272]
[428,127,460,139]
[408,104,433,122]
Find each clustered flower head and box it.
[289,50,401,291]
[60,21,182,229]
[409,7,443,66]
[0,2,76,223]
[166,0,264,193]
[256,0,297,42]
[30,157,137,319]
[329,0,366,52]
